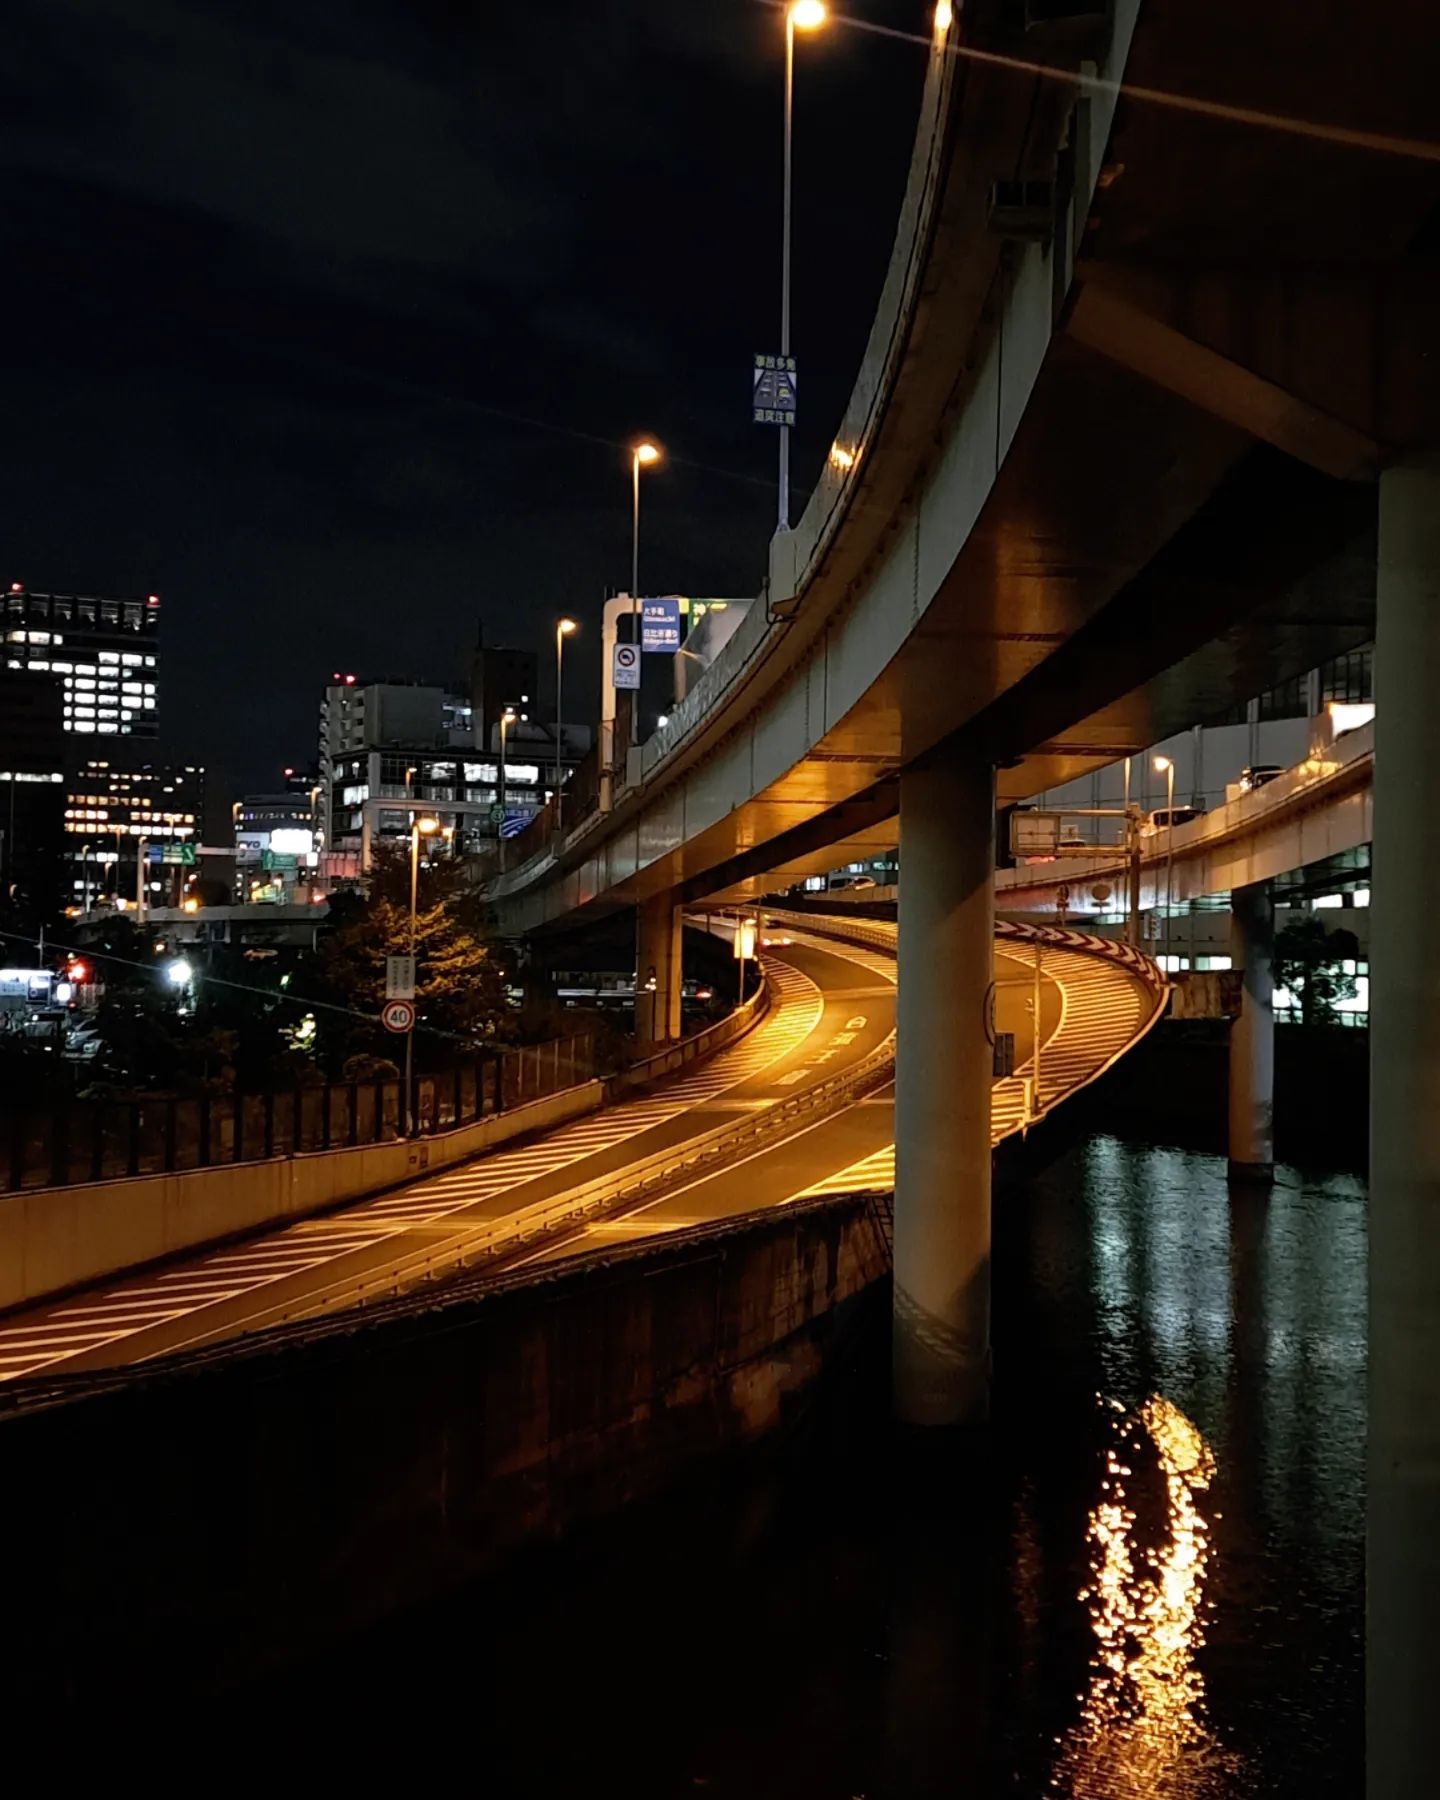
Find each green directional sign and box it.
[261,850,299,871]
[162,843,197,866]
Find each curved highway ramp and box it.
[0,919,1164,1389]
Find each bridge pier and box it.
[893,745,994,1428]
[1370,451,1440,1797]
[635,892,682,1051]
[1227,880,1274,1182]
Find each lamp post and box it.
[554,618,578,827]
[779,0,827,529]
[630,441,661,638]
[1154,754,1176,961]
[498,706,516,822]
[406,814,440,1137]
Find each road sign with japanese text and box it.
[753,353,797,425]
[641,596,682,652]
[613,642,641,691]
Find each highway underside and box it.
[0,921,1158,1387]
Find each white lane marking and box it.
[0,952,832,1381]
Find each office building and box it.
[470,631,538,752]
[3,584,160,740]
[234,786,319,902]
[317,672,587,871]
[67,759,203,911]
[0,667,66,912]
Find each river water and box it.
[285,1131,1367,1796]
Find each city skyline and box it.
[2,0,926,803]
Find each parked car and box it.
[64,1019,105,1061]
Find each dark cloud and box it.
[1,0,925,813]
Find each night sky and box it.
[3,0,926,815]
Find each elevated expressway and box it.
[997,720,1373,917]
[487,0,1433,938]
[470,11,1440,1735]
[0,919,1163,1392]
[476,0,1436,1459]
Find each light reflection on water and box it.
[1009,1135,1366,1797]
[1048,1394,1247,1798]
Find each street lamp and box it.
[1154,754,1176,957]
[405,815,441,1136]
[554,618,578,826]
[778,0,827,529]
[498,706,517,822]
[631,441,661,632]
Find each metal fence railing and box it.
[0,1032,598,1196]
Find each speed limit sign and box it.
[381,998,415,1034]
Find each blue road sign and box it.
[641,596,682,652]
[499,810,532,839]
[753,353,797,425]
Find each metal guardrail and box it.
[0,1041,593,1198]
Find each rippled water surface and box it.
[285,1133,1367,1797]
[996,1137,1366,1798]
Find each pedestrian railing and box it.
[0,1033,597,1196]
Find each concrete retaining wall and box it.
[0,985,770,1313]
[0,1192,889,1709]
[0,1080,604,1311]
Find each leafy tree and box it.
[318,845,513,1066]
[1273,917,1359,1027]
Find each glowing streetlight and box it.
[403,815,442,1137]
[555,618,579,826]
[498,705,517,820]
[630,439,662,628]
[1153,755,1176,939]
[166,958,193,987]
[778,1,827,529]
[934,1,953,33]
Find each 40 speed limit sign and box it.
[381,998,415,1034]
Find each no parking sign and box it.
[613,642,641,691]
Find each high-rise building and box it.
[66,759,202,911]
[316,670,584,872]
[0,667,66,913]
[470,630,537,752]
[234,786,318,902]
[3,584,160,740]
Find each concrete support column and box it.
[893,746,994,1427]
[636,892,682,1051]
[1369,452,1440,1799]
[1227,880,1274,1181]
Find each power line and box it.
[759,2,1440,166]
[0,923,501,1048]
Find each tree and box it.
[1273,917,1359,1027]
[318,846,513,1065]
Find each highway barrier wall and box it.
[0,978,769,1312]
[0,1189,889,1709]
